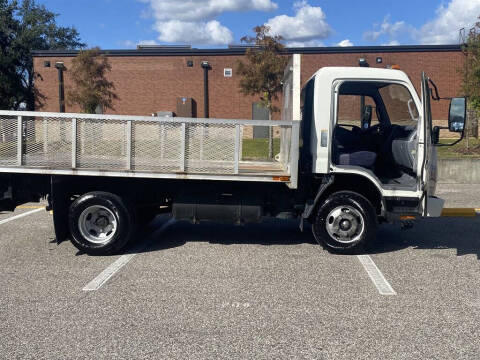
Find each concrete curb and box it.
[441,208,480,217]
[438,159,480,184]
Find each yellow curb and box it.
[441,208,479,217]
[17,205,46,209]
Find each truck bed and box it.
[0,111,299,187]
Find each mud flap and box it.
[50,176,70,243]
[426,196,445,217]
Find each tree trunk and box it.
[268,109,273,159]
[465,107,479,150]
[467,109,479,139]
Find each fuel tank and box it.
[172,192,263,224]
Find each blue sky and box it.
[40,0,480,49]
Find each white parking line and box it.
[83,254,136,291]
[0,208,44,225]
[357,255,397,296]
[83,218,175,291]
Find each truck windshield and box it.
[379,84,419,126]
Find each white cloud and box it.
[118,40,159,48]
[118,40,136,48]
[139,0,278,45]
[141,0,277,22]
[138,40,158,46]
[364,0,480,45]
[265,1,331,46]
[287,40,324,47]
[155,20,234,45]
[363,15,408,42]
[418,0,480,44]
[381,40,400,46]
[336,39,353,47]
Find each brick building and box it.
[32,45,465,131]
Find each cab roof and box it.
[309,66,412,84]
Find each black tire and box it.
[312,191,377,254]
[68,191,134,255]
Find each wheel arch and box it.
[306,173,384,220]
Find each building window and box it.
[224,68,232,77]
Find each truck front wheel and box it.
[312,191,377,253]
[68,192,134,255]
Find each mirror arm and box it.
[428,79,452,102]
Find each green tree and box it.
[237,25,289,159]
[67,47,118,114]
[461,18,480,146]
[0,0,23,109]
[0,0,84,110]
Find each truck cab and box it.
[300,65,466,252]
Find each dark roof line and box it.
[32,44,462,57]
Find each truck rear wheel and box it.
[312,191,377,253]
[68,192,134,255]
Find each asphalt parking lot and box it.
[0,186,479,359]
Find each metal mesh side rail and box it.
[0,113,295,179]
[185,123,236,174]
[76,118,127,170]
[132,121,182,172]
[23,116,72,167]
[0,116,18,166]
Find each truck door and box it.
[420,72,441,216]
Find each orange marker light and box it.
[273,176,290,181]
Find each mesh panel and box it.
[23,117,72,167]
[77,118,127,169]
[0,116,18,166]
[132,121,182,172]
[185,123,236,173]
[0,114,293,177]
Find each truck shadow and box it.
[132,216,480,260]
[371,217,480,259]
[130,216,316,254]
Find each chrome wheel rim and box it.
[325,205,364,244]
[78,205,117,244]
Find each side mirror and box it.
[448,97,466,133]
[361,105,372,131]
[433,126,440,145]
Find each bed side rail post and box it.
[288,121,300,189]
[17,115,22,166]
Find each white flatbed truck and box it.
[0,54,467,255]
